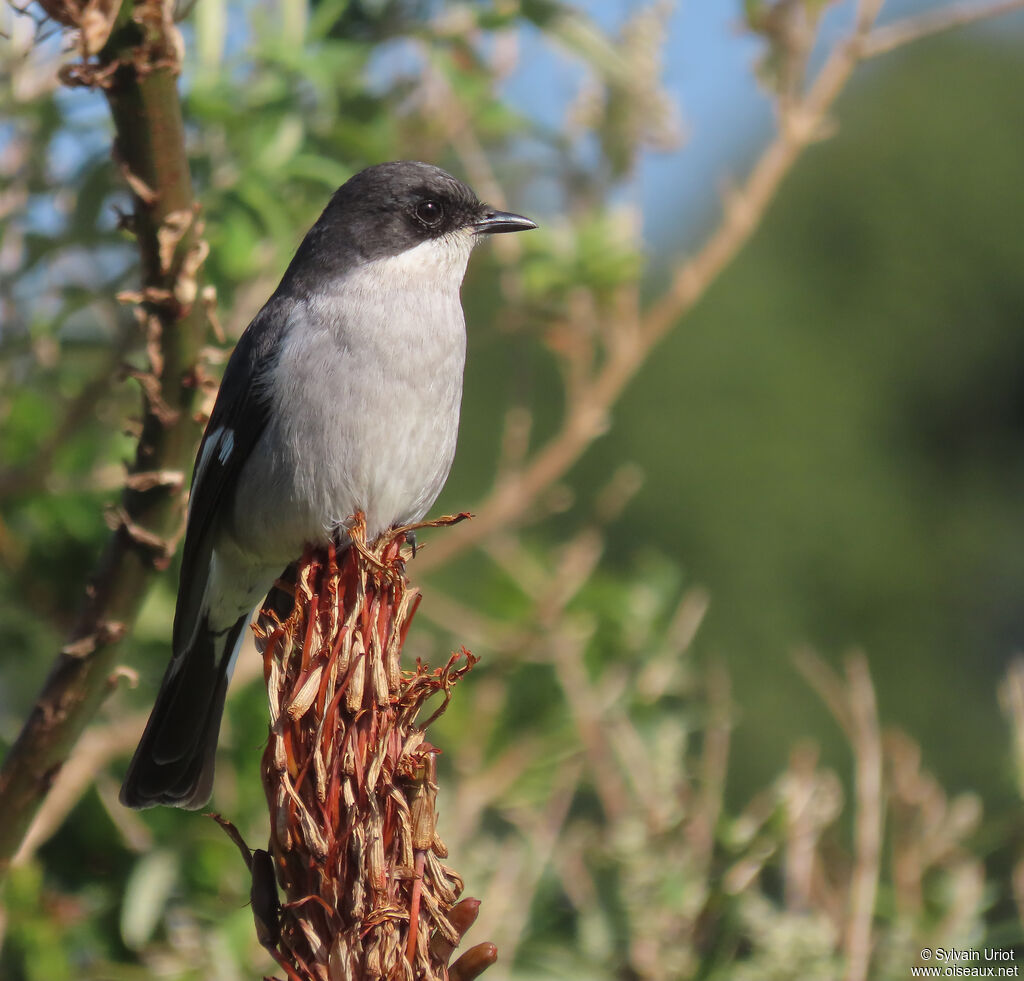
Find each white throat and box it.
[353,228,476,295]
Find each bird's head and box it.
[286,161,536,293]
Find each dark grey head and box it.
[280,161,535,293]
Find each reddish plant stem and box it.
[256,522,480,979]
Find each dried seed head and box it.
[255,523,485,980]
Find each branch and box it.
[12,712,147,865]
[0,0,209,877]
[417,0,1024,571]
[842,652,883,981]
[8,646,268,866]
[861,0,1024,58]
[794,649,883,981]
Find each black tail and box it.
[120,613,248,810]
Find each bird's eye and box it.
[415,199,444,226]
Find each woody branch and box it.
[0,0,210,875]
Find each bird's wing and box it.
[171,298,290,655]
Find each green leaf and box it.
[120,850,179,949]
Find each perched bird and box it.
[120,161,536,809]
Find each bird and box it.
[120,161,536,809]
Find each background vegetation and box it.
[2,0,1024,978]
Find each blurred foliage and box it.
[592,38,1024,801]
[3,0,1024,978]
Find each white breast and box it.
[229,231,474,561]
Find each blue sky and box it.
[18,0,1024,261]
[499,0,1024,247]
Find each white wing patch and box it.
[193,426,235,499]
[217,428,235,464]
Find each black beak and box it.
[474,209,537,234]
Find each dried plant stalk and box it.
[255,517,480,981]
